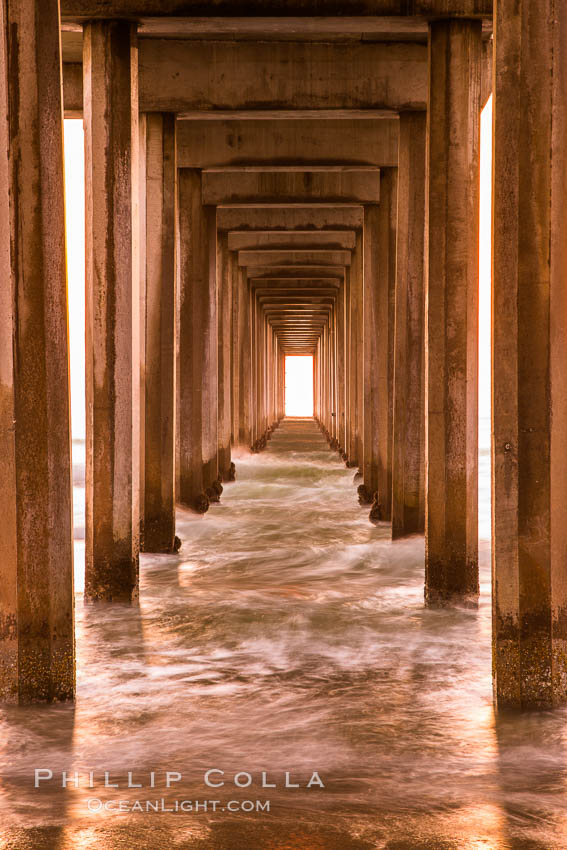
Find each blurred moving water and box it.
[2,418,567,850]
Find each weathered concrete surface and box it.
[492,0,567,710]
[239,250,352,268]
[425,20,481,605]
[84,20,140,601]
[347,234,363,467]
[178,169,218,511]
[217,233,233,480]
[176,118,399,169]
[218,206,363,232]
[0,0,74,702]
[480,34,493,108]
[336,279,347,454]
[138,40,427,112]
[61,1,492,15]
[203,168,380,206]
[392,113,426,539]
[229,231,356,251]
[247,266,345,280]
[142,114,177,553]
[233,268,252,447]
[363,169,397,520]
[62,61,83,115]
[362,204,381,502]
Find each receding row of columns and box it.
[2,1,567,711]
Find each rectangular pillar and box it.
[84,20,140,601]
[231,260,240,447]
[355,234,365,469]
[238,270,253,447]
[392,113,426,538]
[336,279,346,455]
[142,113,177,552]
[0,0,74,701]
[363,172,397,518]
[347,242,363,467]
[425,20,481,604]
[218,233,233,479]
[178,169,218,511]
[492,0,567,709]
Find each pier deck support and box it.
[363,172,397,519]
[142,113,177,552]
[392,113,427,539]
[0,0,74,700]
[178,169,218,511]
[347,234,363,467]
[425,19,481,605]
[84,20,140,601]
[217,232,233,480]
[235,269,252,448]
[493,0,567,710]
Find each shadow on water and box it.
[2,420,567,847]
[493,709,567,850]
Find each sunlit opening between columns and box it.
[284,355,314,417]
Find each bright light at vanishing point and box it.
[285,356,314,417]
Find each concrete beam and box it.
[266,311,331,319]
[60,3,492,21]
[175,118,399,169]
[238,250,352,267]
[247,266,345,279]
[258,296,336,305]
[253,282,340,290]
[0,0,74,703]
[218,206,363,232]
[63,15,487,39]
[228,231,356,251]
[203,168,380,206]
[139,40,427,112]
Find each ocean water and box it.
[2,418,567,849]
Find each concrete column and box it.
[362,206,381,504]
[84,21,140,601]
[250,284,258,446]
[239,271,253,446]
[330,306,337,441]
[392,113,427,538]
[204,211,220,496]
[138,113,146,547]
[141,113,177,553]
[376,171,397,522]
[262,309,268,433]
[231,259,240,447]
[344,270,351,460]
[354,234,365,468]
[347,247,362,467]
[178,169,218,512]
[425,20,481,604]
[217,233,233,480]
[337,279,347,456]
[0,0,74,701]
[363,173,397,518]
[493,0,567,709]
